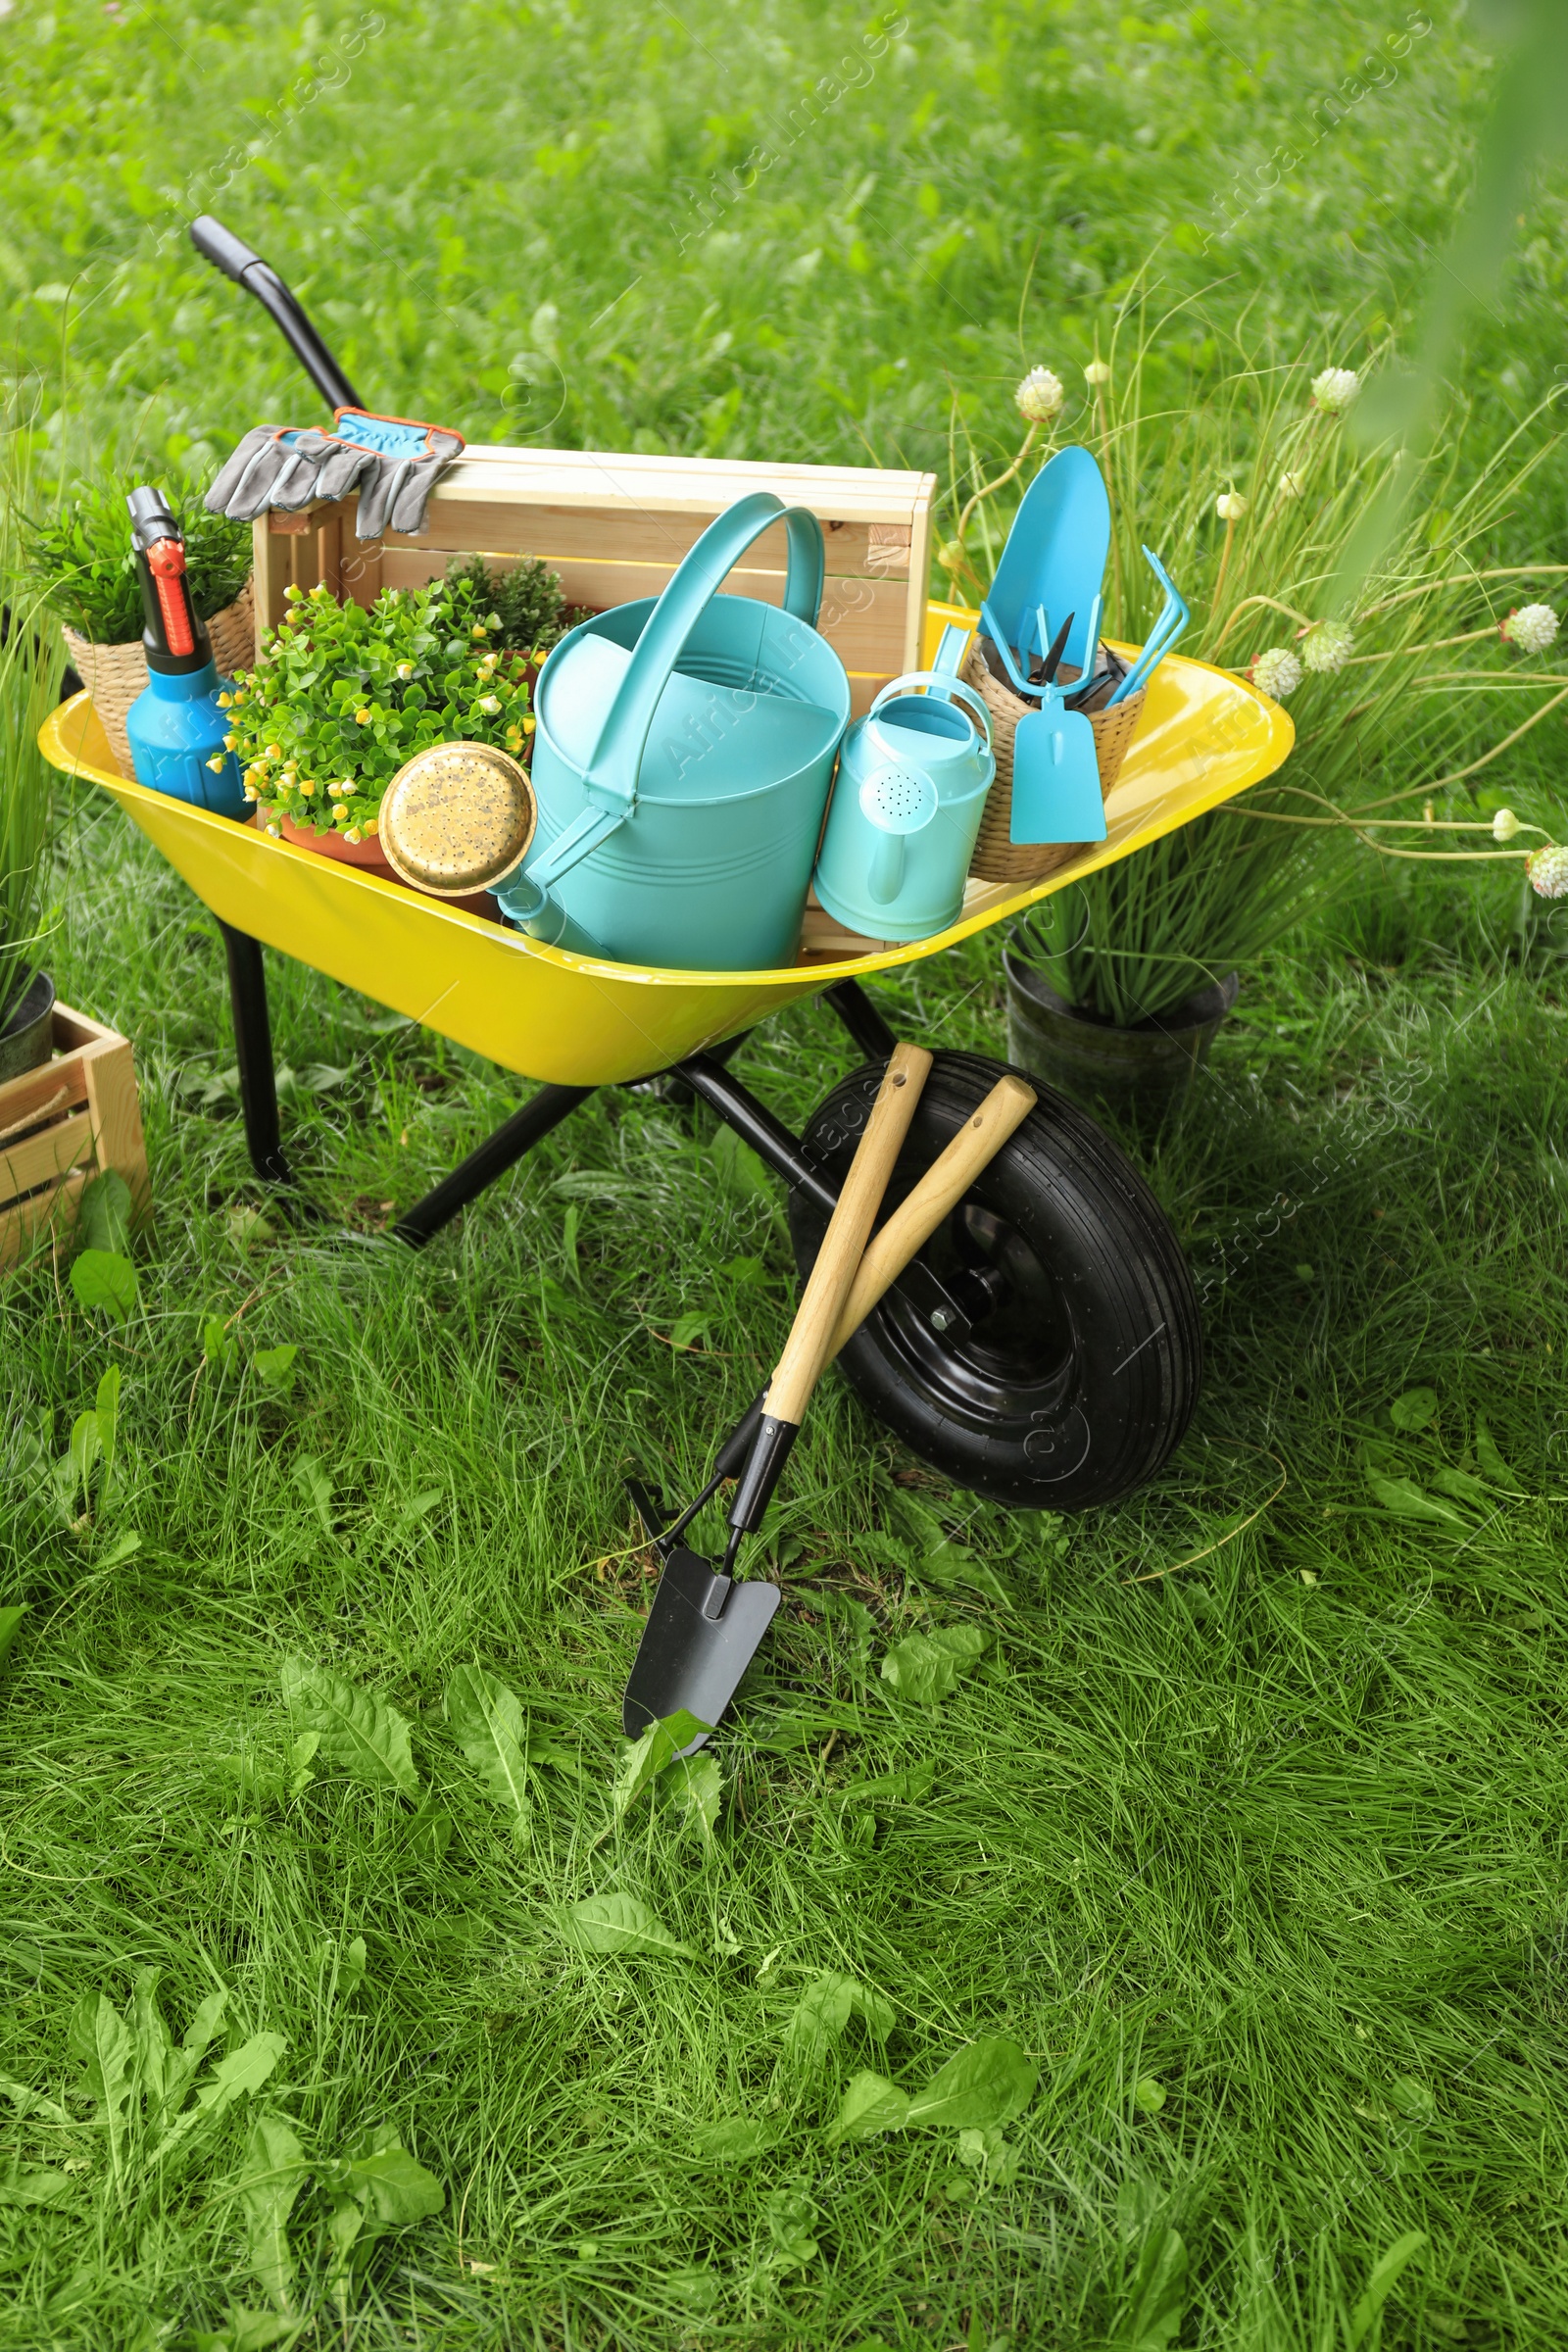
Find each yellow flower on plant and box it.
[332,803,348,823]
[344,827,363,845]
[356,709,371,724]
[206,755,226,772]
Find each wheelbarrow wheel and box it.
[788,1051,1200,1511]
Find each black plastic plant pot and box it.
[0,967,57,1085]
[1003,949,1238,1122]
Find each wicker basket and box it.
[966,642,1146,887]
[63,580,256,780]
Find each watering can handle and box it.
[584,491,826,819]
[867,670,994,754]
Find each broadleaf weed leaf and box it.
[444,1665,531,1821]
[0,1605,26,1676]
[613,1709,711,1821]
[906,2035,1037,2131]
[825,2069,909,2143]
[70,1248,138,1323]
[77,1169,132,1255]
[560,1893,693,1959]
[253,1346,298,1398]
[281,1658,420,1798]
[238,2110,306,2314]
[1390,1387,1440,1432]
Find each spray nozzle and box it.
[127,486,207,672]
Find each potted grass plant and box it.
[937,292,1568,1115]
[0,412,66,1082]
[24,470,253,779]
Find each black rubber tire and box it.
[788,1051,1201,1511]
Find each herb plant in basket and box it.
[224,574,534,892]
[25,472,252,780]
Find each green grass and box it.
[6,3,1568,2346]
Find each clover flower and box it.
[1527,845,1568,899]
[1250,647,1302,700]
[1310,367,1359,416]
[1500,604,1559,655]
[1215,490,1248,522]
[1493,808,1521,842]
[1300,618,1354,674]
[1015,367,1065,423]
[1083,359,1111,386]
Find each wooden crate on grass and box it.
[0,1006,151,1271]
[252,444,937,716]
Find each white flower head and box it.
[1015,366,1065,424]
[1083,359,1111,386]
[1215,490,1249,522]
[1277,470,1305,500]
[1501,603,1559,655]
[1527,845,1568,900]
[1300,617,1355,674]
[1492,808,1521,843]
[1250,647,1302,700]
[1310,366,1360,416]
[478,693,503,715]
[396,662,415,680]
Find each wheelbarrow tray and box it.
[40,603,1291,1088]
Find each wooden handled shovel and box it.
[621,1063,1037,1746]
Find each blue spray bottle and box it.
[123,487,247,817]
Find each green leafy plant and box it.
[444,550,579,653]
[24,471,251,645]
[0,406,64,1029]
[225,573,533,843]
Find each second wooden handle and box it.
[828,1073,1036,1359]
[767,1040,932,1425]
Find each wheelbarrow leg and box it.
[219,920,318,1206]
[393,1085,595,1249]
[823,976,897,1062]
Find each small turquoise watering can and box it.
[494,492,850,969]
[810,664,995,944]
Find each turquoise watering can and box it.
[810,668,995,945]
[493,492,849,969]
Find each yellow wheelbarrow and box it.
[42,622,1288,1515]
[40,222,1292,1516]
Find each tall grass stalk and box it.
[0,404,64,1028]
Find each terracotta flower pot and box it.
[268,812,499,920]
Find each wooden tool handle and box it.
[828,1074,1036,1359]
[766,1040,931,1426]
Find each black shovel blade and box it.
[622,1546,782,1748]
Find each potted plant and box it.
[0,412,66,1082]
[24,470,253,779]
[937,295,1568,1116]
[223,569,540,893]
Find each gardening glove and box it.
[205,409,465,539]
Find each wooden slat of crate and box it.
[0,1004,150,1273]
[386,504,907,578]
[253,443,934,672]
